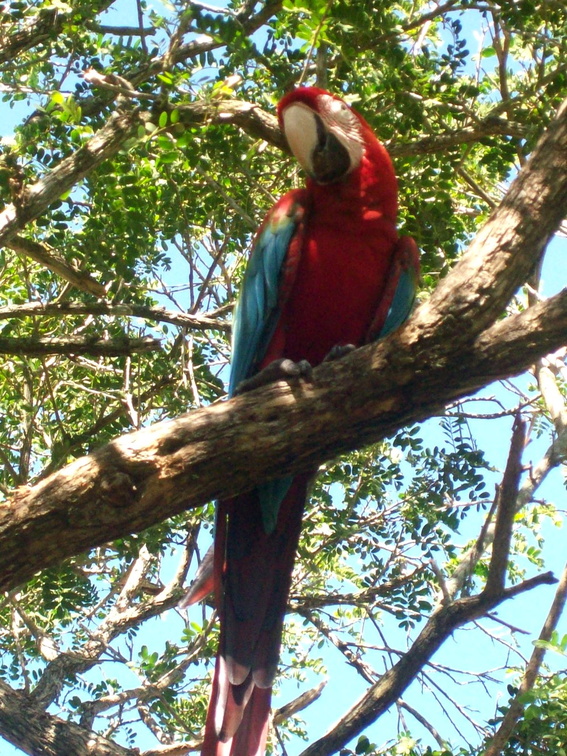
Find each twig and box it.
[398,699,448,749]
[0,300,230,333]
[485,416,526,595]
[0,335,161,357]
[482,561,567,756]
[273,681,327,725]
[7,236,105,297]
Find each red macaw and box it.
[183,87,419,756]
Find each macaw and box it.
[183,87,419,756]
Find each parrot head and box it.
[278,87,367,184]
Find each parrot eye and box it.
[330,99,349,116]
[317,94,360,137]
[323,96,351,123]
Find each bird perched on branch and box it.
[182,86,419,756]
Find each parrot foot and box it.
[234,358,313,395]
[324,343,356,362]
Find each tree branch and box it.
[0,301,229,333]
[299,610,376,684]
[398,699,448,749]
[273,681,328,726]
[27,538,194,713]
[0,97,565,595]
[1,282,566,593]
[0,244,561,583]
[298,572,557,756]
[7,236,106,297]
[484,416,526,596]
[0,335,161,357]
[0,105,144,248]
[290,567,426,610]
[481,561,567,756]
[0,1,114,65]
[0,678,137,756]
[171,100,528,159]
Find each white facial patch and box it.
[316,94,364,170]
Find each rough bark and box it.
[0,678,137,756]
[0,285,564,593]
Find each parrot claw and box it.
[324,343,356,362]
[234,358,313,395]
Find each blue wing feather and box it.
[366,235,419,344]
[228,195,305,397]
[227,193,307,533]
[227,194,306,533]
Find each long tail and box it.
[201,474,311,756]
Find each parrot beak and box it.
[281,103,352,184]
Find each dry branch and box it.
[298,572,557,756]
[7,236,106,297]
[0,301,229,333]
[482,562,567,756]
[273,681,328,726]
[0,335,161,357]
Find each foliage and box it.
[0,0,566,754]
[491,674,567,756]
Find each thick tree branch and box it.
[1,285,566,594]
[0,678,137,756]
[388,117,528,157]
[0,98,565,594]
[0,300,229,333]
